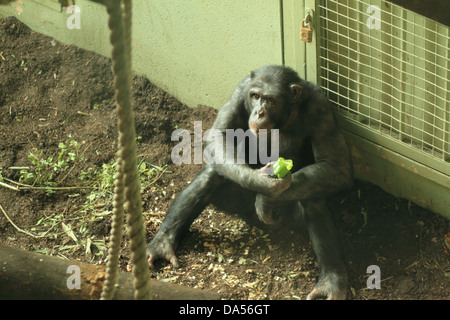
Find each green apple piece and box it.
[272,157,293,178]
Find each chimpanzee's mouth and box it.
[249,120,274,136]
[249,124,274,137]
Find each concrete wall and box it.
[0,0,283,109]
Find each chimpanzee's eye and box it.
[251,93,260,100]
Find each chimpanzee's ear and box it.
[290,84,302,103]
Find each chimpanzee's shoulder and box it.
[303,84,333,112]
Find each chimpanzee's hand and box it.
[146,232,180,269]
[259,162,275,175]
[259,163,292,197]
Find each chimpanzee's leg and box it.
[147,163,259,268]
[254,193,304,229]
[209,181,257,219]
[302,199,347,300]
[147,165,224,268]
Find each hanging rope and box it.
[100,0,151,300]
[100,158,124,300]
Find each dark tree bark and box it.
[0,244,219,300]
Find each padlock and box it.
[300,19,312,43]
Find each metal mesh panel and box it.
[318,0,450,173]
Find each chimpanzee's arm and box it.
[276,99,353,201]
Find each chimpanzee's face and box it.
[247,78,302,134]
[247,82,283,134]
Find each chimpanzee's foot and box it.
[306,272,347,300]
[146,232,180,269]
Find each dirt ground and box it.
[0,17,448,300]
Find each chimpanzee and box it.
[146,65,353,300]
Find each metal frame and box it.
[283,0,450,219]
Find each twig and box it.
[144,166,169,189]
[18,185,97,191]
[3,177,32,187]
[144,211,166,217]
[379,276,394,283]
[0,178,96,192]
[8,166,31,170]
[0,202,42,238]
[0,180,20,191]
[404,261,419,270]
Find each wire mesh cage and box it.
[318,0,450,176]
